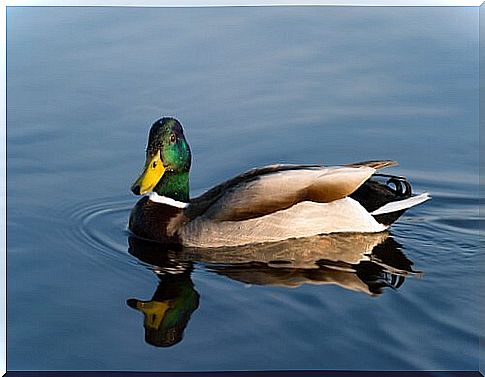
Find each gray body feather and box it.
[177,164,389,247]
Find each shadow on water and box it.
[126,232,417,348]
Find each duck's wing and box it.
[343,160,398,170]
[187,164,378,222]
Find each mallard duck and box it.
[129,117,429,248]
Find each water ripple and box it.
[56,195,138,268]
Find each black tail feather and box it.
[350,174,413,226]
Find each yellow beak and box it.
[131,150,166,195]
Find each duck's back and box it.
[179,163,391,247]
[185,164,377,222]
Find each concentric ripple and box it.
[57,195,140,268]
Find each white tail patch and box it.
[371,193,430,216]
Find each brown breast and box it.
[129,196,185,244]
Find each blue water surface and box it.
[6,6,482,371]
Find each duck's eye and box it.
[170,133,176,144]
[152,161,157,169]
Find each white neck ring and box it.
[147,192,189,208]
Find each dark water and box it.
[6,6,482,371]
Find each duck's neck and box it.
[154,171,190,202]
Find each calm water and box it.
[6,6,482,371]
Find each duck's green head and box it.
[131,118,191,201]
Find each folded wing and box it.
[188,165,376,222]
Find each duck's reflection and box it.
[127,232,417,347]
[127,241,199,348]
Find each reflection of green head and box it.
[127,275,199,347]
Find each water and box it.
[6,6,482,371]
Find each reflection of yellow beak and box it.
[134,300,173,329]
[131,150,166,195]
